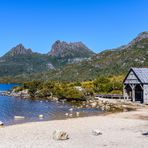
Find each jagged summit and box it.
[127,31,148,47]
[4,44,33,57]
[137,31,148,39]
[0,31,148,81]
[48,40,94,58]
[113,31,148,51]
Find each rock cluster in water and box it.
[2,89,30,99]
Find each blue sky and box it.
[0,0,148,56]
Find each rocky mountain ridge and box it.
[114,31,148,51]
[4,44,33,57]
[0,31,148,82]
[48,40,94,58]
[0,40,94,77]
[127,31,148,48]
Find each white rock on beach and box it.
[53,130,69,140]
[92,129,102,136]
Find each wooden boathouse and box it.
[123,68,148,104]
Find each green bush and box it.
[17,75,123,100]
[23,81,41,98]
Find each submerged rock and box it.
[53,130,69,140]
[14,116,25,120]
[0,121,4,127]
[69,108,74,111]
[38,114,44,119]
[76,112,80,117]
[4,89,30,99]
[65,113,69,117]
[69,114,73,117]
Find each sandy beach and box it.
[0,108,148,148]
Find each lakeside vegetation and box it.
[12,75,124,100]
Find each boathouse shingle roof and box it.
[132,68,148,84]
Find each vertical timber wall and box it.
[143,84,148,104]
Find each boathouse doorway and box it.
[135,84,143,103]
[124,84,143,103]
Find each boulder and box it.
[105,105,111,111]
[123,108,128,112]
[92,129,102,136]
[91,102,98,108]
[53,130,69,140]
[101,106,105,111]
[52,97,59,101]
[86,105,90,108]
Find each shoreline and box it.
[3,111,105,127]
[0,107,148,148]
[0,93,146,127]
[0,107,145,128]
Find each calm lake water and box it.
[0,84,19,91]
[0,84,102,126]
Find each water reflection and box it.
[0,84,102,126]
[0,96,102,125]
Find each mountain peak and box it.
[5,44,33,57]
[126,31,148,48]
[138,31,148,36]
[134,31,148,42]
[48,40,94,58]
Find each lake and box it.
[0,84,19,91]
[0,84,102,126]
